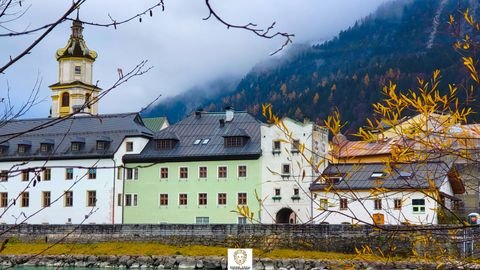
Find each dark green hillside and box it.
[146,0,479,133]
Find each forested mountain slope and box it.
[146,0,479,133]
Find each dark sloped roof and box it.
[222,127,250,138]
[154,131,180,140]
[0,113,152,161]
[310,162,457,191]
[124,111,261,163]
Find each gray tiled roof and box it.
[310,162,452,191]
[124,111,261,163]
[0,113,152,161]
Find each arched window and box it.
[61,92,70,107]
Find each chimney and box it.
[194,108,203,119]
[225,107,234,122]
[219,119,225,128]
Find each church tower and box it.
[49,13,100,117]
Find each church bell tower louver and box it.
[49,11,100,117]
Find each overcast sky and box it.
[1,0,387,118]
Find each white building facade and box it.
[0,115,153,224]
[310,162,464,225]
[260,118,328,224]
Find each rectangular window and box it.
[238,217,247,224]
[42,191,51,207]
[412,199,426,213]
[65,191,73,207]
[96,141,106,150]
[374,199,382,210]
[126,168,138,180]
[237,193,247,205]
[195,217,209,224]
[21,192,29,207]
[156,140,176,149]
[117,193,122,207]
[218,193,227,205]
[198,193,207,205]
[117,166,123,180]
[74,66,81,75]
[21,170,29,181]
[40,143,50,153]
[159,194,168,206]
[65,168,73,180]
[179,167,188,179]
[273,141,281,151]
[319,198,328,210]
[126,142,133,152]
[0,171,7,182]
[160,167,169,179]
[18,145,26,153]
[225,137,244,147]
[0,192,7,207]
[218,166,227,178]
[88,168,96,179]
[292,139,301,152]
[282,164,290,175]
[394,199,402,210]
[87,191,96,207]
[179,193,188,206]
[43,168,51,181]
[238,165,247,178]
[294,188,299,196]
[339,198,348,210]
[275,188,281,196]
[125,194,138,207]
[199,166,207,178]
[71,142,80,152]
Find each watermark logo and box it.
[228,248,252,270]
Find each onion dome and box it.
[55,16,97,61]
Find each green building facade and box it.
[123,110,263,224]
[123,159,261,224]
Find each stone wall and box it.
[0,224,473,257]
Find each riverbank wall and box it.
[0,224,475,257]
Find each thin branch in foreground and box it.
[202,0,294,55]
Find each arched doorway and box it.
[276,208,297,224]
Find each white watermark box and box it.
[228,248,253,270]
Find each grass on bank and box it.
[1,241,390,262]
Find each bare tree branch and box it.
[203,0,294,55]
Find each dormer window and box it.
[40,139,54,153]
[156,139,177,150]
[0,144,9,155]
[225,137,245,147]
[17,141,31,154]
[40,143,51,153]
[18,145,26,153]
[70,137,85,152]
[74,66,81,75]
[96,141,106,150]
[96,137,111,151]
[71,142,81,152]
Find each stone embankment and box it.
[0,255,478,270]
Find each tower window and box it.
[74,66,81,75]
[61,92,70,107]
